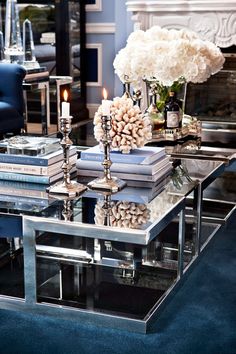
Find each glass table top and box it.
[0,121,234,332]
[71,120,236,162]
[0,158,224,221]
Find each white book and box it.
[76,156,171,176]
[0,155,77,176]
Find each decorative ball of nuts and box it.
[95,200,150,229]
[94,95,152,154]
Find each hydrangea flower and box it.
[113,26,225,88]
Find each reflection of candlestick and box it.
[101,88,112,116]
[61,89,70,117]
[62,197,73,221]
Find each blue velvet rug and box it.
[0,213,236,354]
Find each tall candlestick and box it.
[87,107,126,193]
[47,109,87,197]
[101,88,112,116]
[61,89,70,117]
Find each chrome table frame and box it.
[23,79,50,135]
[0,197,186,334]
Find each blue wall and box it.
[85,0,133,115]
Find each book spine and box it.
[76,157,169,175]
[0,154,50,166]
[80,145,165,165]
[0,194,50,206]
[0,187,48,199]
[0,171,55,184]
[80,152,147,165]
[0,155,76,176]
[0,162,56,176]
[0,147,76,166]
[0,180,47,191]
[77,169,160,182]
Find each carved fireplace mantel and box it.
[126,0,236,47]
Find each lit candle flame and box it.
[63,89,68,102]
[102,88,108,100]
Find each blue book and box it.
[80,145,165,165]
[0,193,53,207]
[0,165,77,184]
[0,170,63,184]
[76,155,170,175]
[84,177,168,204]
[0,180,48,191]
[0,146,76,166]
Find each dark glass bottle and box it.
[164,91,181,129]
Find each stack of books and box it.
[76,145,173,188]
[0,179,55,209]
[0,144,77,185]
[0,140,78,209]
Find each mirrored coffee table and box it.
[0,156,228,333]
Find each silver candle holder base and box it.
[47,114,87,198]
[48,180,87,198]
[88,175,126,193]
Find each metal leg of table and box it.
[39,81,50,135]
[23,225,37,305]
[23,90,28,133]
[193,183,203,256]
[177,208,185,279]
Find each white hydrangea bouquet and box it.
[113,26,225,88]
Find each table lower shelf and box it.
[0,219,221,333]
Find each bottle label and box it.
[166,111,180,128]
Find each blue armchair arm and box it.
[0,63,26,135]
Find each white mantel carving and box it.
[126,0,236,47]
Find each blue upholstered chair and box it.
[0,63,26,137]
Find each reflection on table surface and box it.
[0,158,223,225]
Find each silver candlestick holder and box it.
[100,192,112,227]
[47,115,87,197]
[61,197,74,221]
[88,114,126,193]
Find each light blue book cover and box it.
[80,145,165,165]
[0,171,63,184]
[0,179,48,191]
[84,179,167,204]
[77,155,170,175]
